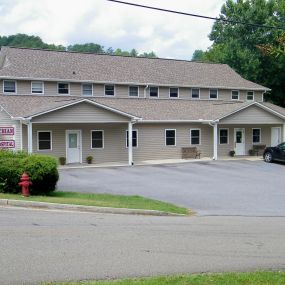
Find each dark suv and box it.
[263,142,285,163]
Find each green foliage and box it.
[59,157,66,166]
[191,49,206,61]
[0,150,58,195]
[67,43,104,53]
[86,155,93,164]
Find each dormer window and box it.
[3,80,16,93]
[105,85,115,96]
[169,87,179,98]
[247,91,254,101]
[82,83,93,96]
[209,89,218,99]
[58,83,69,94]
[31,82,44,94]
[231,90,239,100]
[149,86,159,98]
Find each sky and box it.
[0,0,226,59]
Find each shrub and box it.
[86,155,93,164]
[0,150,59,195]
[59,156,66,165]
[248,149,255,156]
[229,150,235,157]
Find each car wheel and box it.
[264,152,273,163]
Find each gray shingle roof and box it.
[0,46,269,91]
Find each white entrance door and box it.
[271,127,281,146]
[66,130,81,163]
[234,128,245,155]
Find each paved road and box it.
[58,160,285,216]
[1,207,285,285]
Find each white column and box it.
[19,121,23,151]
[27,122,33,154]
[283,123,285,142]
[128,122,133,165]
[213,123,218,160]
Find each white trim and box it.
[231,90,240,101]
[19,121,23,150]
[81,83,93,97]
[191,88,200,99]
[169,87,179,99]
[90,130,104,149]
[104,84,115,96]
[256,103,285,120]
[283,123,285,143]
[149,86,159,98]
[219,128,229,145]
[126,129,138,148]
[165,129,176,146]
[37,130,52,151]
[0,103,13,118]
[65,130,82,164]
[57,82,70,95]
[213,124,218,160]
[27,122,33,154]
[140,119,213,123]
[246,91,254,101]
[209,88,218,100]
[31,81,44,95]
[252,128,261,144]
[190,128,201,145]
[217,102,256,121]
[128,122,133,165]
[128,85,139,97]
[271,127,282,146]
[3,80,17,94]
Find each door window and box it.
[236,131,242,143]
[69,134,78,148]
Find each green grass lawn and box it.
[0,191,188,215]
[43,271,285,285]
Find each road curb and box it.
[0,199,186,216]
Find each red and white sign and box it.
[0,127,14,136]
[0,140,15,148]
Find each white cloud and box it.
[0,0,226,59]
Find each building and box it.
[0,46,284,165]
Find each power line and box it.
[107,0,285,31]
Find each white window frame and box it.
[209,89,218,100]
[191,88,200,99]
[3,80,17,94]
[219,128,229,145]
[247,91,255,101]
[37,131,52,151]
[165,129,176,146]
[125,129,138,148]
[104,84,115,96]
[190,128,201,145]
[57,82,70,95]
[169,87,179,98]
[90,130,104,149]
[128,86,139,97]
[149,86,159,98]
[231,90,240,101]
[252,128,261,144]
[31,81,44,94]
[82,83,93,96]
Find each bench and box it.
[181,147,201,159]
[252,144,266,156]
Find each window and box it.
[105,85,115,96]
[31,82,44,94]
[3,80,16,93]
[149,86,159,98]
[247,91,254,101]
[190,129,200,145]
[165,129,176,146]
[191,88,200,99]
[231,90,239,100]
[169,87,178,98]
[58,83,69,94]
[82,83,93,96]
[252,128,261,144]
[126,130,138,147]
[37,131,52,150]
[209,89,218,99]
[219,129,229,144]
[129,86,139,97]
[91,130,104,148]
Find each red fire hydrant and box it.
[18,172,32,197]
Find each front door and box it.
[66,130,81,163]
[271,127,281,147]
[234,128,245,155]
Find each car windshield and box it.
[278,142,285,150]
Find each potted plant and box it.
[248,149,255,156]
[59,157,66,165]
[229,150,235,157]
[86,155,93,164]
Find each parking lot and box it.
[58,160,285,216]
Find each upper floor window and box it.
[169,87,178,98]
[231,90,239,100]
[247,91,254,101]
[209,89,218,99]
[149,86,159,98]
[129,86,139,97]
[105,85,115,96]
[58,83,69,94]
[31,81,44,94]
[82,83,93,96]
[191,88,200,99]
[3,80,16,93]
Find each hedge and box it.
[0,150,59,195]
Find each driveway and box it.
[58,160,285,216]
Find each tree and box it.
[257,32,285,58]
[67,43,104,53]
[191,50,206,61]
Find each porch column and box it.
[213,123,218,160]
[283,123,285,142]
[128,122,133,166]
[27,122,33,154]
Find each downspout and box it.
[209,120,219,160]
[144,85,149,98]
